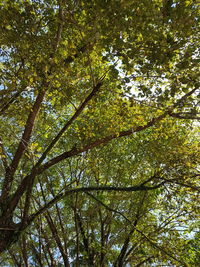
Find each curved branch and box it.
[26,182,165,228]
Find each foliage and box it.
[0,0,199,266]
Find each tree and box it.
[0,0,199,265]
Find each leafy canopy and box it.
[0,0,199,266]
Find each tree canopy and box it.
[0,0,199,266]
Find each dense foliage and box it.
[0,0,199,266]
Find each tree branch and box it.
[0,137,9,171]
[172,87,198,109]
[114,192,146,266]
[161,177,200,192]
[52,0,64,53]
[7,82,198,214]
[0,90,23,115]
[0,60,26,115]
[1,89,46,201]
[36,87,199,174]
[73,209,94,265]
[169,112,200,120]
[35,80,103,168]
[64,44,89,64]
[85,191,186,266]
[38,113,166,174]
[26,182,165,228]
